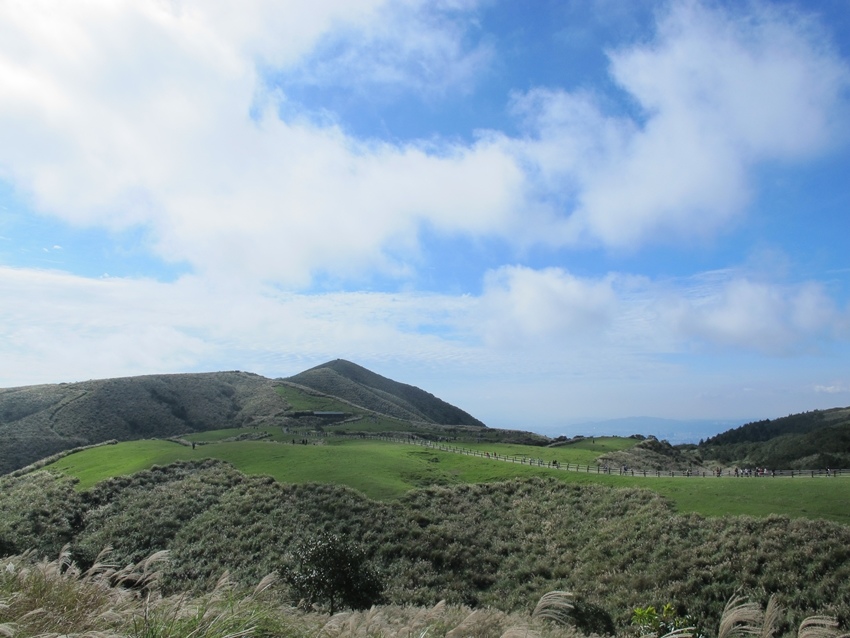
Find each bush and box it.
[286,531,383,613]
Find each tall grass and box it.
[1,550,846,638]
[714,595,849,638]
[0,548,298,638]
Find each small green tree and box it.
[286,532,382,614]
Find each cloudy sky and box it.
[1,0,849,437]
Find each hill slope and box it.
[0,371,288,475]
[285,359,485,427]
[698,407,850,469]
[0,362,489,475]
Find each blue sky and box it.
[1,0,849,439]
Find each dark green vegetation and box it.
[698,407,850,470]
[2,461,850,633]
[287,532,383,613]
[286,359,485,426]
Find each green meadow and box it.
[46,434,850,523]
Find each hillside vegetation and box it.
[0,371,289,475]
[0,362,497,475]
[38,434,850,522]
[286,359,485,426]
[2,461,849,634]
[8,550,841,638]
[698,408,850,470]
[0,546,591,638]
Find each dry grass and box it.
[1,552,847,638]
[0,548,296,638]
[716,595,849,638]
[316,596,589,638]
[533,592,575,627]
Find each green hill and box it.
[0,363,491,475]
[0,371,288,475]
[698,407,850,469]
[285,359,486,426]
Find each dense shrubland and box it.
[2,460,850,634]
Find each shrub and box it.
[285,532,383,613]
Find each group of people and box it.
[733,467,775,477]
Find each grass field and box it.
[434,436,638,465]
[46,435,850,523]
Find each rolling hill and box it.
[285,359,486,427]
[0,371,288,475]
[0,361,487,475]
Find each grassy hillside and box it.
[286,359,485,426]
[3,461,850,632]
[0,363,502,476]
[0,371,289,474]
[40,434,850,523]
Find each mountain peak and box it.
[287,360,485,427]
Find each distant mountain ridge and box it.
[284,359,485,427]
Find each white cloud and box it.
[1,263,848,426]
[510,0,849,248]
[472,265,850,357]
[476,265,619,348]
[664,275,849,355]
[0,0,522,287]
[0,266,484,386]
[1,0,847,289]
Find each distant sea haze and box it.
[532,417,751,445]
